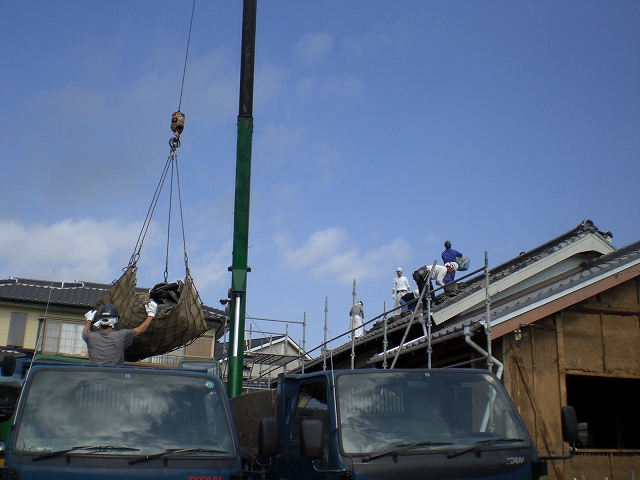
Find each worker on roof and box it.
[399,289,421,314]
[392,267,411,317]
[82,301,157,365]
[349,301,365,339]
[413,262,459,303]
[441,240,463,283]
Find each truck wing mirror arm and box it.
[538,406,579,461]
[311,460,352,477]
[300,420,352,477]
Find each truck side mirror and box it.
[300,419,324,460]
[538,405,579,462]
[1,355,16,377]
[561,406,579,445]
[258,417,279,457]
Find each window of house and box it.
[566,375,640,449]
[7,312,28,347]
[42,321,84,356]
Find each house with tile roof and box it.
[0,277,227,366]
[297,220,640,480]
[215,334,311,389]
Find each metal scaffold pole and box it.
[323,297,328,371]
[227,0,257,399]
[484,251,493,371]
[351,278,356,370]
[301,312,306,374]
[382,301,388,369]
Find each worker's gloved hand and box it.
[145,300,158,317]
[85,309,97,322]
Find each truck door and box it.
[281,379,332,480]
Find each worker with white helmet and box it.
[82,301,157,365]
[414,262,459,302]
[392,267,411,316]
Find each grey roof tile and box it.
[297,219,623,371]
[0,277,227,322]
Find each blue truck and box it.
[0,359,257,480]
[234,368,578,480]
[1,357,577,480]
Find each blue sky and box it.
[1,1,639,352]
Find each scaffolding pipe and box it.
[351,278,356,370]
[463,326,503,379]
[372,320,484,364]
[382,301,388,369]
[322,297,328,371]
[391,261,437,369]
[484,251,493,371]
[427,293,432,368]
[302,312,306,374]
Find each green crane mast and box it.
[227,0,257,399]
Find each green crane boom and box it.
[227,0,257,399]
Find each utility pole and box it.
[227,0,257,399]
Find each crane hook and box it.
[171,111,186,135]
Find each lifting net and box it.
[94,266,210,362]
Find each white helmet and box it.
[396,267,403,272]
[445,262,459,271]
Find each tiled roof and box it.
[0,277,227,323]
[297,219,623,371]
[0,278,109,308]
[368,238,640,364]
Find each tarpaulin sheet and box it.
[94,266,210,362]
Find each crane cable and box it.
[129,0,196,283]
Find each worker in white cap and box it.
[414,262,459,304]
[392,267,411,316]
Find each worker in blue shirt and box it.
[441,240,463,283]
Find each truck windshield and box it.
[13,368,234,457]
[337,370,530,455]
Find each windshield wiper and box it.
[32,445,140,461]
[362,441,453,462]
[128,447,228,465]
[447,437,525,459]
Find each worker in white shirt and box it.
[392,267,411,316]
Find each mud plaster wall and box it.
[501,277,640,480]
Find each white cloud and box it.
[255,62,289,104]
[294,32,334,65]
[0,217,235,307]
[279,228,412,285]
[188,240,233,300]
[0,218,142,283]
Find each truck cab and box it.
[0,362,246,480]
[261,369,575,480]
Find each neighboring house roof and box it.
[0,276,228,334]
[248,335,311,366]
[0,278,110,308]
[297,219,624,371]
[215,334,311,365]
